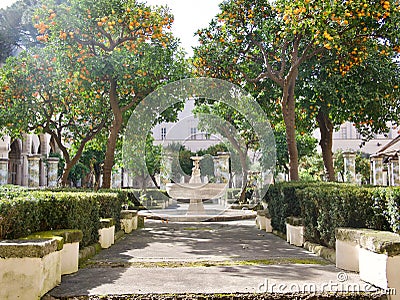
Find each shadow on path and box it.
[47,220,367,297]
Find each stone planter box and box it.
[256,210,272,233]
[99,218,115,249]
[120,210,138,234]
[0,239,61,300]
[358,231,400,299]
[285,217,304,247]
[335,227,375,272]
[26,229,83,275]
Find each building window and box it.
[341,126,347,139]
[356,130,362,140]
[161,127,167,140]
[190,127,197,140]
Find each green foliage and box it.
[373,188,400,234]
[164,143,194,183]
[355,152,371,184]
[194,0,400,180]
[299,153,324,181]
[333,150,345,181]
[297,185,387,248]
[0,188,121,247]
[0,0,41,63]
[68,162,90,187]
[265,182,400,248]
[264,182,304,232]
[274,124,318,174]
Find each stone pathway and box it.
[46,220,377,298]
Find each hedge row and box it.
[264,182,400,249]
[48,187,168,208]
[0,188,121,247]
[0,186,170,247]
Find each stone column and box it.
[0,158,9,185]
[213,152,230,184]
[21,134,32,187]
[371,156,384,186]
[47,157,59,188]
[397,154,400,186]
[343,151,356,183]
[390,157,399,186]
[28,155,41,187]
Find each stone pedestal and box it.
[187,199,205,215]
[0,158,8,185]
[343,151,356,183]
[28,155,41,187]
[47,157,59,188]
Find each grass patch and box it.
[85,258,329,269]
[183,227,214,231]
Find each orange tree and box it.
[33,0,187,188]
[194,0,400,180]
[300,49,400,180]
[0,47,109,185]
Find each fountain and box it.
[166,155,226,215]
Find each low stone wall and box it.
[99,218,115,249]
[256,210,272,233]
[336,227,400,300]
[285,217,304,247]
[0,239,61,300]
[359,231,400,299]
[25,229,83,275]
[120,210,138,234]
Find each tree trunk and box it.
[150,174,159,188]
[239,171,248,203]
[316,108,335,181]
[282,76,299,181]
[102,79,122,189]
[60,161,72,187]
[59,142,87,187]
[238,150,248,203]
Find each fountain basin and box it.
[166,183,226,200]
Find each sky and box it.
[0,0,221,56]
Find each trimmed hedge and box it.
[0,186,171,247]
[264,182,305,233]
[100,188,168,209]
[0,189,119,247]
[296,185,390,248]
[264,182,399,249]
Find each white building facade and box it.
[152,99,222,152]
